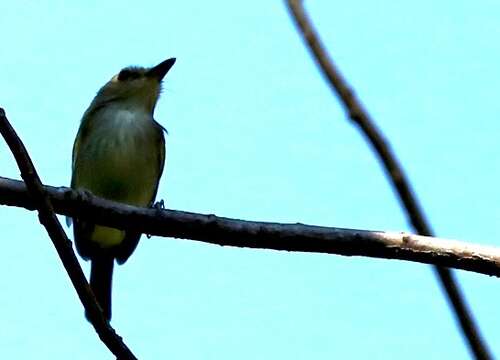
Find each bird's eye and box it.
[118,69,138,81]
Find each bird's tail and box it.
[88,254,114,321]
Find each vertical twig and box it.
[285,1,492,359]
[0,108,138,360]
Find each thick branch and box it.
[285,2,491,359]
[2,176,500,277]
[0,110,137,360]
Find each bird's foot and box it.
[65,189,94,226]
[153,199,165,210]
[74,188,94,203]
[147,199,165,238]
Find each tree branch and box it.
[0,109,137,360]
[284,1,492,359]
[2,175,500,278]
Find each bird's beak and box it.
[147,58,176,81]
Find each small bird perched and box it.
[70,58,176,321]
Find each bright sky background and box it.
[1,1,500,359]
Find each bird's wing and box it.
[152,120,167,203]
[116,121,166,265]
[70,114,96,259]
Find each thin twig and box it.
[2,176,500,277]
[285,1,492,359]
[0,109,137,360]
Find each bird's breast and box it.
[74,108,164,207]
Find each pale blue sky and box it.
[1,1,500,359]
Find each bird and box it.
[70,57,176,321]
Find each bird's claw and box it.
[66,189,94,227]
[75,188,93,202]
[153,199,165,210]
[147,199,165,238]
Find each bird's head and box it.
[94,58,176,113]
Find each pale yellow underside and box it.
[73,107,164,249]
[92,226,125,247]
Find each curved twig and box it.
[284,1,492,359]
[0,109,137,360]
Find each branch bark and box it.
[2,175,500,277]
[0,109,137,360]
[284,1,492,359]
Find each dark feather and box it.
[88,253,114,321]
